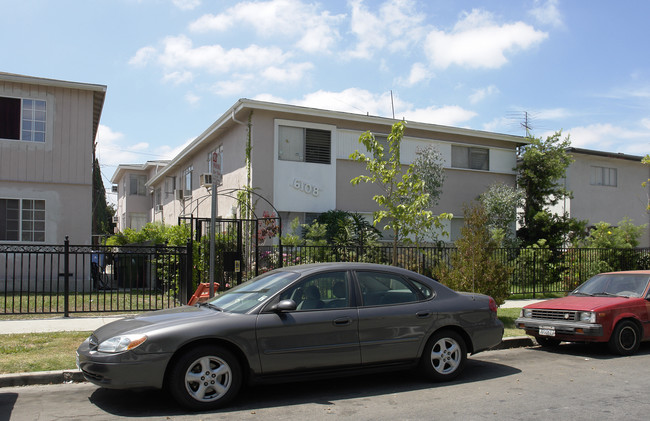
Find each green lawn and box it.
[498,307,523,337]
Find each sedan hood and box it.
[525,295,637,312]
[92,305,227,341]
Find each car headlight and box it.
[579,312,596,323]
[521,309,532,318]
[97,334,147,353]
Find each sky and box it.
[2,0,649,194]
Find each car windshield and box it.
[205,271,300,313]
[571,273,650,298]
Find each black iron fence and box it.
[3,238,650,315]
[258,245,650,297]
[1,238,190,315]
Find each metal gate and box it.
[179,215,281,290]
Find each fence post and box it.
[63,236,70,318]
[185,239,193,304]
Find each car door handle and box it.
[416,311,432,319]
[333,317,352,326]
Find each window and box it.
[0,97,46,142]
[590,166,617,187]
[0,198,45,242]
[129,174,147,196]
[183,166,193,194]
[451,145,489,170]
[356,271,421,306]
[154,188,162,208]
[280,271,349,310]
[130,213,147,231]
[165,176,176,197]
[373,134,389,159]
[278,125,331,164]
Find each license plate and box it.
[539,326,555,337]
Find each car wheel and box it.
[535,336,561,348]
[419,330,467,381]
[168,345,242,411]
[608,320,640,356]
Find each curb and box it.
[0,337,536,389]
[492,336,536,350]
[0,369,85,388]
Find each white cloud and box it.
[261,62,314,82]
[129,46,157,67]
[184,92,200,105]
[529,0,564,28]
[565,123,650,155]
[469,85,499,104]
[534,108,571,120]
[189,0,344,53]
[158,35,284,71]
[403,105,477,126]
[397,62,433,87]
[253,88,476,126]
[346,0,426,59]
[482,116,512,133]
[172,0,201,11]
[162,70,193,84]
[424,9,548,69]
[212,74,256,96]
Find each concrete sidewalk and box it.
[0,315,128,334]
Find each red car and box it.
[515,270,650,355]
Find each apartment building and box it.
[0,72,106,245]
[111,99,526,242]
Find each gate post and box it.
[63,236,70,318]
[185,239,194,304]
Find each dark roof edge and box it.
[567,147,645,162]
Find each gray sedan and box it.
[77,262,503,410]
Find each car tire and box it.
[168,345,242,411]
[608,320,641,356]
[535,336,561,348]
[419,330,467,382]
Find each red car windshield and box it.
[572,274,650,298]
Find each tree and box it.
[435,203,510,305]
[582,218,646,249]
[479,183,524,247]
[517,131,585,248]
[92,149,115,239]
[350,121,450,264]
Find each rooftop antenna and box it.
[521,111,532,136]
[390,90,395,119]
[506,110,536,136]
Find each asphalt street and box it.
[2,343,650,421]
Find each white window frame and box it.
[277,124,332,165]
[183,166,193,194]
[0,198,46,242]
[0,96,47,142]
[451,145,489,171]
[129,174,147,196]
[590,166,617,187]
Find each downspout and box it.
[231,110,253,220]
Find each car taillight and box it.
[488,297,497,313]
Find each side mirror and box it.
[270,299,297,312]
